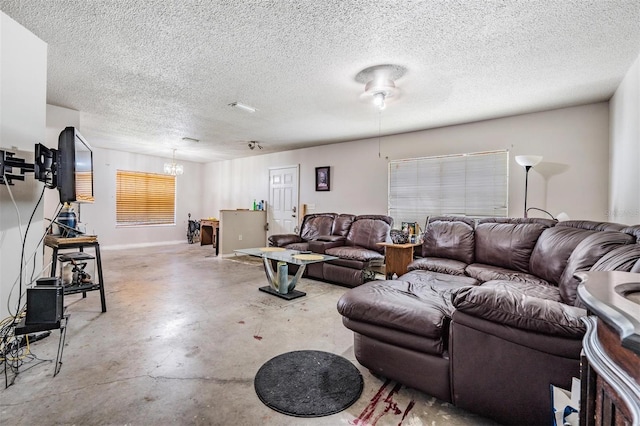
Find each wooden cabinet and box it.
[576,272,640,426]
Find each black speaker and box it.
[36,277,61,287]
[26,286,63,324]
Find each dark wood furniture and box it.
[45,235,106,312]
[200,219,219,256]
[577,271,640,426]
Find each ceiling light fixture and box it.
[248,141,262,150]
[372,92,386,110]
[164,149,184,176]
[229,102,257,113]
[356,64,407,110]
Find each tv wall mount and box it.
[0,144,57,188]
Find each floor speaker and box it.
[26,286,63,324]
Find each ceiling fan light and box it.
[373,92,386,110]
[364,78,396,96]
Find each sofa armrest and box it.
[308,239,345,254]
[268,234,303,247]
[452,286,586,338]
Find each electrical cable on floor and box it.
[6,202,62,316]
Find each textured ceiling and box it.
[1,1,639,163]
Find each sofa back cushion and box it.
[333,214,356,236]
[299,213,336,240]
[346,215,392,253]
[622,225,640,242]
[474,218,554,273]
[421,216,475,264]
[558,231,635,305]
[591,243,640,273]
[528,220,624,285]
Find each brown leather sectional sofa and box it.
[268,213,392,287]
[337,216,640,425]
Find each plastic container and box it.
[57,203,77,229]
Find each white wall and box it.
[44,105,205,248]
[87,147,204,248]
[610,53,640,225]
[0,12,47,320]
[204,103,611,227]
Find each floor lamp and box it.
[515,155,543,218]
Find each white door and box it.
[269,165,299,236]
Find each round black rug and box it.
[254,350,363,417]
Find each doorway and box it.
[268,165,300,237]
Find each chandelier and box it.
[164,149,184,176]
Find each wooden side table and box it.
[377,242,422,279]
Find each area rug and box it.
[254,350,364,417]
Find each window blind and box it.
[75,171,94,203]
[388,150,509,228]
[116,170,176,226]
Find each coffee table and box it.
[234,247,338,300]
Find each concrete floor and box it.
[1,244,497,425]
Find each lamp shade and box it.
[515,155,543,167]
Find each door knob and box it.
[292,214,296,218]
[292,206,297,213]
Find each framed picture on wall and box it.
[315,166,330,191]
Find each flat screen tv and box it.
[57,127,94,204]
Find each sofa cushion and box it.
[397,269,479,288]
[268,234,303,247]
[529,226,596,285]
[314,235,345,243]
[421,216,476,264]
[480,280,562,302]
[621,225,640,242]
[333,214,356,236]
[300,213,337,240]
[452,284,586,338]
[325,246,384,263]
[285,242,310,251]
[337,279,460,342]
[558,231,635,305]
[346,215,392,253]
[474,220,552,273]
[465,264,551,286]
[558,220,626,232]
[407,257,468,276]
[591,244,640,272]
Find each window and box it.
[389,150,509,228]
[116,170,176,226]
